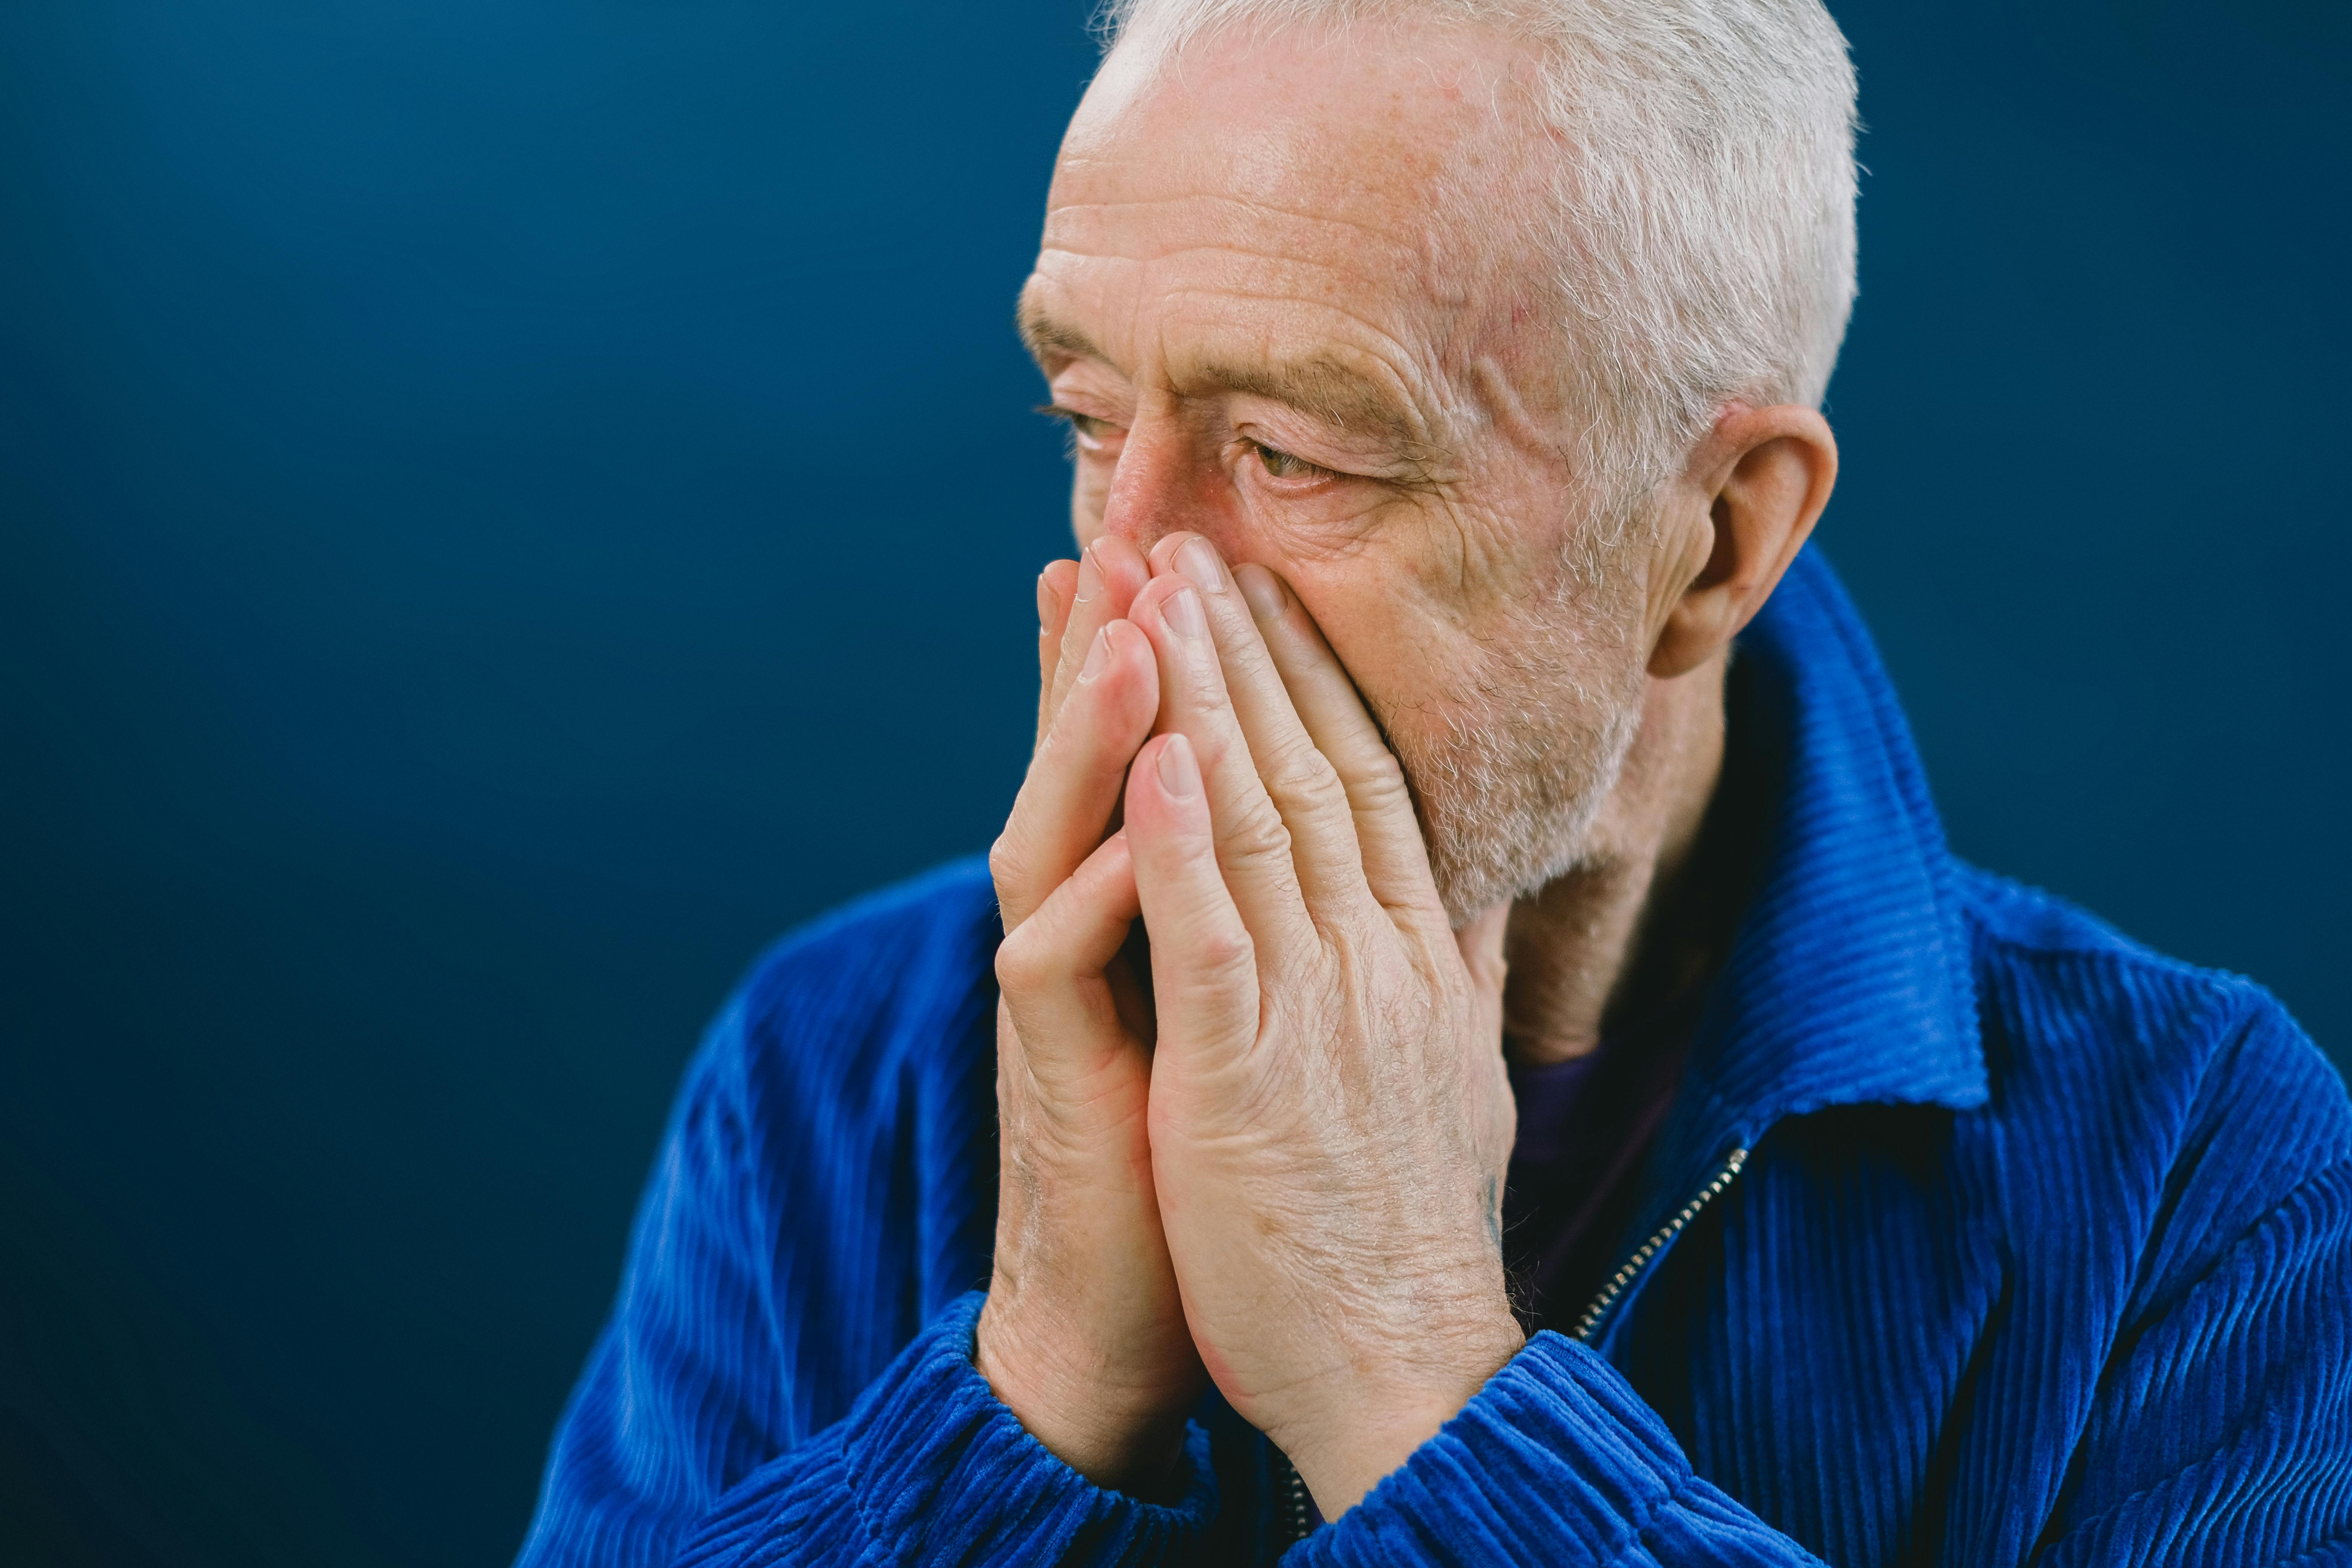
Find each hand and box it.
[1121,534,1525,1517]
[975,534,1206,1490]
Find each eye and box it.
[1253,442,1333,481]
[1037,404,1122,451]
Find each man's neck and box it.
[1502,654,1731,1067]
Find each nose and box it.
[1098,416,1233,561]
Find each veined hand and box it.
[979,530,1524,1517]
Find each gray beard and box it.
[1387,562,1651,925]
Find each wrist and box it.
[1277,1306,1525,1518]
[974,1290,1200,1494]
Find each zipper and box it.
[1273,1447,1312,1550]
[1571,1145,1749,1343]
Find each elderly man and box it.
[518,0,2351,1562]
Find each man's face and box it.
[1020,20,1655,919]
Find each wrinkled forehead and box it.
[1035,18,1556,378]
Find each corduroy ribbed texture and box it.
[516,548,2352,1567]
[671,1292,1218,1566]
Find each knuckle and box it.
[988,831,1031,896]
[1190,924,1257,985]
[1264,740,1347,815]
[994,926,1052,994]
[1218,795,1294,868]
[1347,750,1413,811]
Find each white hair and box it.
[1096,0,1859,522]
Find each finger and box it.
[1128,572,1317,956]
[1454,902,1510,1036]
[1122,733,1260,1056]
[992,617,1160,930]
[1454,901,1517,1181]
[1147,534,1369,916]
[1230,563,1444,922]
[1044,534,1151,740]
[995,830,1148,1099]
[1034,559,1081,750]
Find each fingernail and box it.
[1175,536,1225,594]
[1163,584,1207,641]
[1074,548,1104,604]
[1036,572,1058,634]
[1234,564,1286,620]
[1156,733,1200,799]
[1077,624,1111,682]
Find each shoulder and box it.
[588,859,1004,1455]
[1951,860,2350,1256]
[1955,861,2335,1101]
[672,858,1002,1166]
[732,857,1001,1055]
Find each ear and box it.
[1646,404,1838,680]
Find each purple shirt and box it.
[1500,990,1698,1337]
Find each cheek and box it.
[1285,501,1540,719]
[1287,569,1468,750]
[1232,478,1395,557]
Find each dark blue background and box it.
[1,0,2343,1562]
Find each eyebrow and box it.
[1196,354,1432,458]
[1018,301,1441,465]
[1016,302,1102,365]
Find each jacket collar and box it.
[1635,547,1988,1227]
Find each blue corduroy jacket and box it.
[517,550,2352,1566]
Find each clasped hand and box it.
[976,531,1525,1519]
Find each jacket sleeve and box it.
[2021,999,2352,1564]
[2027,1155,2352,1565]
[1292,1333,1831,1567]
[672,1292,1217,1567]
[513,1008,800,1568]
[513,1000,1216,1568]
